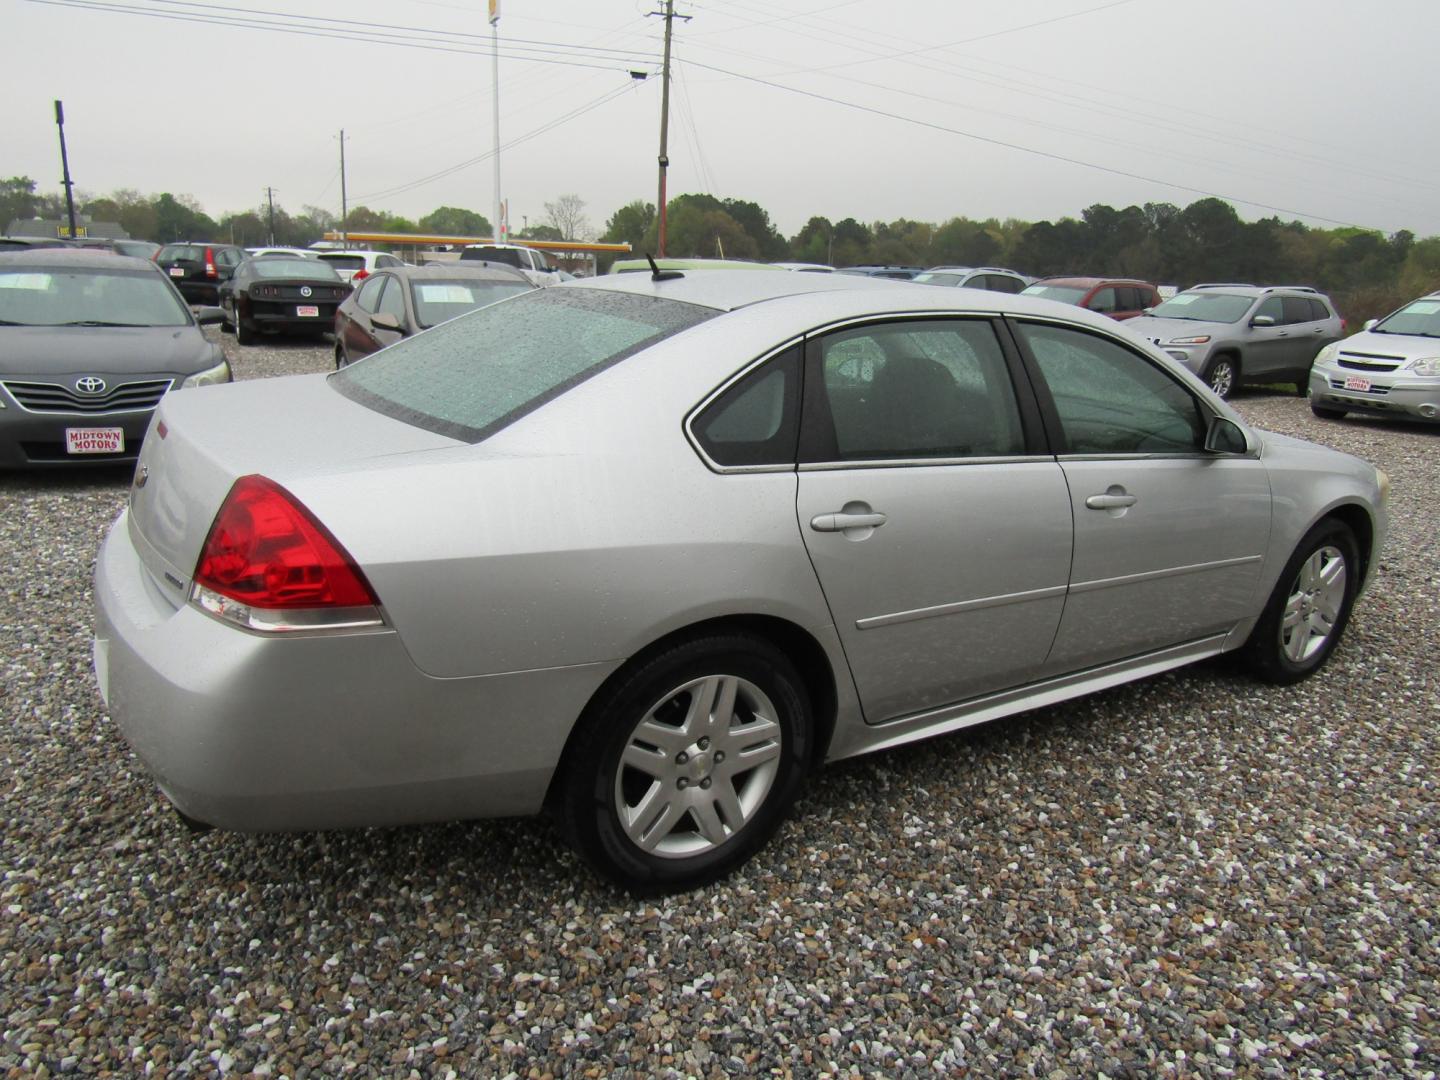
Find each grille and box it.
[1330,378,1389,396]
[3,378,173,414]
[1337,357,1401,373]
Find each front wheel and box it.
[1241,520,1359,684]
[1311,402,1348,420]
[555,634,812,894]
[1203,355,1238,399]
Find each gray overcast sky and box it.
[5,0,1440,238]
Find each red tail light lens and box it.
[191,475,383,632]
[205,247,218,279]
[352,268,370,282]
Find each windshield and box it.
[913,272,964,286]
[331,287,715,442]
[1021,284,1088,303]
[1147,292,1253,323]
[0,267,190,326]
[1374,297,1440,337]
[412,279,534,328]
[252,259,342,281]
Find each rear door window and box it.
[1282,296,1315,325]
[355,276,386,313]
[1087,287,1117,314]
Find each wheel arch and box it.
[1320,501,1376,590]
[544,613,840,810]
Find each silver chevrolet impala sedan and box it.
[94,270,1388,893]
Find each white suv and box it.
[458,244,558,286]
[1309,292,1440,423]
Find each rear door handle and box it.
[1085,493,1137,510]
[810,510,887,532]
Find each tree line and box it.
[5,176,1437,323]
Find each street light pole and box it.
[491,0,502,244]
[54,101,78,241]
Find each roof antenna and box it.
[645,252,683,282]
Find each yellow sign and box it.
[56,225,88,238]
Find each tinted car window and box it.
[691,346,800,467]
[1087,287,1117,313]
[355,276,385,313]
[332,289,715,442]
[810,319,1024,460]
[158,244,206,262]
[1254,297,1285,323]
[250,259,342,282]
[377,278,407,319]
[1308,298,1332,321]
[1282,296,1315,325]
[319,255,367,271]
[1015,322,1206,455]
[986,275,1023,294]
[1021,284,1088,304]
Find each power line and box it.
[684,58,1380,231]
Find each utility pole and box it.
[650,2,689,256]
[265,187,276,246]
[490,0,502,244]
[338,130,349,249]
[53,101,78,241]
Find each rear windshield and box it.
[1021,284,1088,303]
[158,244,208,261]
[330,287,715,442]
[318,255,366,271]
[460,246,522,267]
[251,259,342,281]
[0,267,190,326]
[412,278,534,328]
[1148,292,1254,323]
[1374,298,1440,338]
[913,272,964,286]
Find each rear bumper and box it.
[1309,367,1440,421]
[93,508,620,831]
[242,301,341,334]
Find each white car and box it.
[245,247,317,260]
[458,243,560,287]
[314,250,406,285]
[1309,291,1440,423]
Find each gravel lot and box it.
[2,330,1437,1077]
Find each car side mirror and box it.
[1205,416,1248,455]
[1363,318,1378,331]
[193,306,226,325]
[1251,314,1276,327]
[371,312,406,334]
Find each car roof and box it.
[565,266,1131,325]
[1031,276,1152,288]
[390,263,531,282]
[0,251,158,271]
[1186,284,1324,298]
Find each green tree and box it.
[0,177,38,228]
[419,206,491,237]
[599,199,654,255]
[788,216,834,264]
[153,192,218,242]
[342,206,386,232]
[932,217,1000,267]
[523,224,564,242]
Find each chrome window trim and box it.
[684,334,806,474]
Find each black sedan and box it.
[333,263,534,366]
[219,257,351,345]
[0,251,229,468]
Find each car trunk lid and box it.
[125,372,459,603]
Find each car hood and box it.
[1124,316,1233,341]
[1331,329,1440,363]
[0,324,219,376]
[125,373,461,598]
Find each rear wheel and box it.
[555,634,812,894]
[235,307,257,346]
[335,342,347,368]
[1242,520,1358,684]
[1203,355,1238,399]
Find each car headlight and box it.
[180,359,232,389]
[1407,356,1440,377]
[1164,335,1211,345]
[1313,342,1341,366]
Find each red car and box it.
[1021,277,1161,321]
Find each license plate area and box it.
[297,305,320,317]
[1343,376,1372,392]
[168,267,185,277]
[66,427,125,454]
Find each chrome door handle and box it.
[810,510,887,532]
[1085,493,1137,510]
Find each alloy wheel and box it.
[1280,544,1347,663]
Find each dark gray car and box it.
[0,252,229,468]
[1126,285,1343,399]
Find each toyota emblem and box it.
[300,286,313,298]
[75,376,107,395]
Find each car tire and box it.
[1203,355,1238,400]
[1311,402,1347,420]
[1241,519,1359,685]
[235,311,257,346]
[555,633,812,895]
[334,342,347,369]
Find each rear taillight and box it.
[352,268,369,282]
[1340,316,1348,333]
[204,247,217,279]
[190,475,384,632]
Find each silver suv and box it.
[1308,292,1440,423]
[1126,284,1344,399]
[912,266,1032,293]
